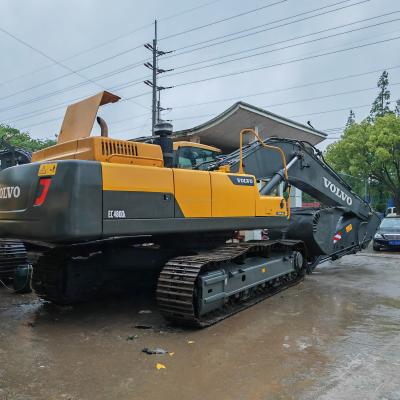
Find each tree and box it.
[325,113,400,211]
[0,124,55,152]
[369,70,392,120]
[346,109,356,127]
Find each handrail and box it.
[238,128,291,219]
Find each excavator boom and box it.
[209,136,379,261]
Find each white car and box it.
[385,207,397,217]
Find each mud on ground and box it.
[1,248,400,400]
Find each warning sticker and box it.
[38,163,57,176]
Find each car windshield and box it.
[380,218,400,229]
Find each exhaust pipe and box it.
[96,116,108,137]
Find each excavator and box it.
[0,92,379,327]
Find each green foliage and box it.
[369,70,392,120]
[325,114,400,211]
[0,124,55,152]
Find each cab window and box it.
[175,146,219,170]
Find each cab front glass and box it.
[174,146,220,170]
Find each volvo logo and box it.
[0,186,21,199]
[323,177,352,206]
[235,177,253,184]
[229,175,254,186]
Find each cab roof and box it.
[173,141,221,153]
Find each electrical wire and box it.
[4,2,398,132]
[167,12,400,72]
[0,26,149,111]
[289,103,372,118]
[171,35,400,88]
[159,0,287,41]
[3,15,396,119]
[162,84,399,123]
[12,63,400,130]
[0,0,285,101]
[163,0,371,58]
[171,65,400,110]
[0,0,226,88]
[0,0,365,104]
[0,73,148,115]
[162,18,400,80]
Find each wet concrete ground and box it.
[1,248,399,400]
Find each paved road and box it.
[1,249,399,400]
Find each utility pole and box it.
[152,20,157,135]
[144,20,173,135]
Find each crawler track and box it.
[0,239,28,278]
[32,248,99,304]
[157,240,305,328]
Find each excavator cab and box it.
[173,141,221,170]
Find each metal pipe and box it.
[96,116,108,137]
[260,156,299,195]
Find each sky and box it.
[0,0,399,149]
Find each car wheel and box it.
[373,245,380,252]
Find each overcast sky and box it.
[0,0,399,148]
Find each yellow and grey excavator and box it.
[0,92,379,327]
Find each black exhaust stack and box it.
[154,120,174,167]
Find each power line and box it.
[16,90,152,131]
[0,0,371,113]
[0,51,148,103]
[8,25,400,125]
[8,49,400,129]
[167,12,400,73]
[22,94,398,138]
[159,0,287,41]
[171,35,400,88]
[6,8,399,130]
[163,18,400,80]
[6,27,400,128]
[112,116,153,137]
[0,25,149,112]
[3,13,394,118]
[19,109,150,131]
[171,65,400,109]
[261,82,400,109]
[163,0,371,58]
[0,71,148,114]
[0,0,226,88]
[8,63,394,128]
[1,0,348,103]
[0,1,288,102]
[0,0,287,103]
[289,103,372,118]
[163,83,400,123]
